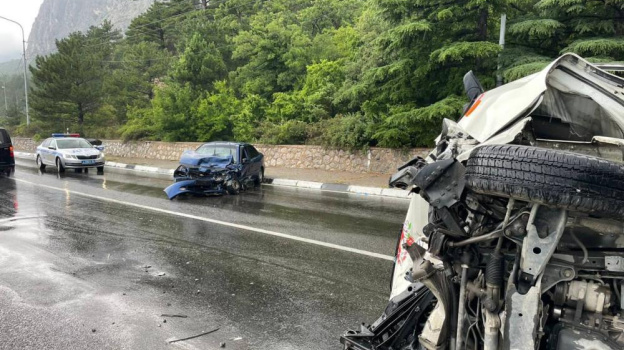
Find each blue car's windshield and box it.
[57,138,92,149]
[195,145,238,163]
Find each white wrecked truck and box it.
[342,54,624,350]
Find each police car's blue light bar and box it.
[52,133,80,138]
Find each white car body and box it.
[36,137,105,170]
[391,53,624,299]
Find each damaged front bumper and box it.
[341,283,435,350]
[163,165,232,199]
[164,177,229,199]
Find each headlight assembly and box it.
[64,154,77,159]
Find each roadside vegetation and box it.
[3,0,624,148]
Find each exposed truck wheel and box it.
[465,144,624,219]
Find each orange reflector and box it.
[464,93,484,117]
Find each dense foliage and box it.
[10,0,623,148]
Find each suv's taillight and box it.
[9,146,14,158]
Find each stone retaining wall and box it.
[13,137,429,174]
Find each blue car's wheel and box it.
[255,167,264,187]
[226,178,241,195]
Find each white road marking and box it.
[14,178,396,261]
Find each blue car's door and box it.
[238,145,251,182]
[241,145,262,182]
[250,146,262,176]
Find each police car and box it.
[35,134,105,173]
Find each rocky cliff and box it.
[27,0,155,59]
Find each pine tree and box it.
[504,0,624,80]
[30,22,120,131]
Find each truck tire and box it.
[465,144,624,219]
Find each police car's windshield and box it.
[56,138,92,149]
[195,145,237,163]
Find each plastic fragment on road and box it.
[168,327,220,344]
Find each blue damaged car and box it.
[164,142,264,199]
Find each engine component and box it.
[553,309,624,348]
[413,260,454,350]
[483,310,501,350]
[553,325,618,350]
[503,282,542,350]
[563,280,612,313]
[518,205,567,292]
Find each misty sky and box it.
[0,1,45,63]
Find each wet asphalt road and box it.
[0,164,408,350]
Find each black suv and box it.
[0,128,15,176]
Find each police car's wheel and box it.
[36,156,46,170]
[56,157,65,173]
[97,166,104,174]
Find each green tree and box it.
[336,0,509,147]
[125,0,196,52]
[105,42,172,123]
[30,22,120,133]
[505,0,624,80]
[172,33,227,91]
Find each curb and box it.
[15,152,174,180]
[263,179,411,199]
[14,152,410,199]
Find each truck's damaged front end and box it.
[164,152,242,199]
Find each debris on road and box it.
[161,314,188,318]
[168,327,220,344]
[220,342,226,348]
[232,337,242,341]
[157,272,166,276]
[91,329,96,333]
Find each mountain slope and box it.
[0,59,22,76]
[27,0,155,59]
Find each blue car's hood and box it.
[180,151,234,168]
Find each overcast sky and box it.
[0,1,45,63]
